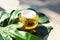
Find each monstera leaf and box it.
[0,24,42,40]
[0,30,12,40]
[38,13,49,23]
[8,10,21,24]
[0,11,10,23]
[0,9,52,40]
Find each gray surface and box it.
[20,0,60,14]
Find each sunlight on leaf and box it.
[9,10,21,24]
[38,16,49,23]
[0,31,12,40]
[46,26,53,32]
[19,31,26,37]
[0,33,4,40]
[0,11,10,23]
[4,24,26,40]
[4,24,42,40]
[38,13,49,23]
[25,32,42,40]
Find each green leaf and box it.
[46,26,53,32]
[0,33,4,40]
[0,31,12,40]
[25,32,42,40]
[0,11,10,23]
[9,10,21,24]
[38,13,49,23]
[4,24,26,40]
[34,25,53,37]
[0,10,51,40]
[10,31,42,40]
[4,24,42,40]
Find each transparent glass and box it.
[19,14,39,30]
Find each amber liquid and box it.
[19,14,39,30]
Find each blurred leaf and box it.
[0,33,4,40]
[25,32,42,40]
[0,10,52,40]
[4,24,42,40]
[0,11,10,23]
[38,13,49,23]
[46,26,53,32]
[9,10,21,24]
[0,23,43,40]
[38,16,49,23]
[9,31,43,40]
[4,24,26,40]
[34,25,53,38]
[0,31,12,40]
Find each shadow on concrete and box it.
[0,7,5,11]
[38,0,46,2]
[46,3,60,14]
[19,0,60,14]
